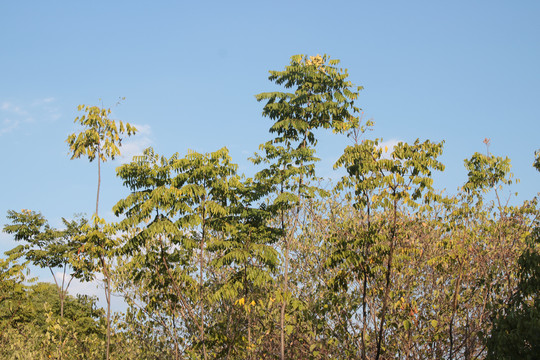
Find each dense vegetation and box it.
[2,55,539,359]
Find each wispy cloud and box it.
[377,138,401,159]
[0,118,21,135]
[0,101,33,133]
[1,101,29,115]
[117,124,153,164]
[0,97,61,136]
[31,97,55,106]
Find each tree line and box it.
[1,54,539,359]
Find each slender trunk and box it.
[200,215,208,360]
[361,271,367,359]
[49,266,64,360]
[279,170,288,360]
[101,255,111,360]
[449,260,464,360]
[280,237,289,360]
[225,304,233,360]
[405,326,412,360]
[96,150,111,360]
[244,259,253,360]
[375,197,398,360]
[361,195,370,360]
[59,266,67,360]
[248,314,252,360]
[174,325,179,360]
[96,153,101,216]
[60,266,66,318]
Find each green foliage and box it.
[253,53,364,206]
[253,54,366,359]
[487,228,540,359]
[66,104,137,163]
[0,280,104,359]
[114,146,245,358]
[335,138,445,208]
[464,152,513,196]
[3,210,91,281]
[256,54,362,145]
[331,137,445,359]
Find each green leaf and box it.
[403,319,412,330]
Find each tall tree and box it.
[333,137,445,359]
[114,148,193,359]
[114,146,240,359]
[208,177,280,358]
[254,54,362,359]
[66,103,137,360]
[486,150,540,359]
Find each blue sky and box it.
[1,1,539,306]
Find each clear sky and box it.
[1,1,539,307]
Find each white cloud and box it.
[32,97,55,106]
[0,118,20,135]
[117,124,153,164]
[0,97,60,136]
[377,138,401,159]
[1,101,29,116]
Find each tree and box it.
[0,253,30,338]
[253,54,363,359]
[114,146,240,359]
[208,177,280,358]
[329,134,384,359]
[66,103,137,360]
[486,150,540,359]
[0,274,104,359]
[332,137,445,359]
[487,228,540,359]
[3,210,92,359]
[66,104,137,216]
[113,148,190,359]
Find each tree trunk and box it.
[280,238,289,360]
[96,152,111,360]
[449,260,464,360]
[96,153,101,216]
[375,198,398,360]
[361,196,371,360]
[200,216,208,360]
